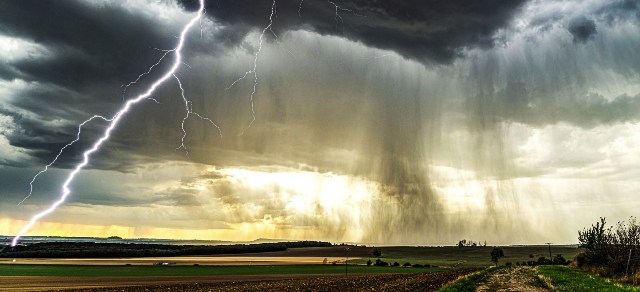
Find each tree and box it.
[372,248,382,257]
[490,248,505,265]
[374,258,389,266]
[577,217,639,275]
[366,259,372,266]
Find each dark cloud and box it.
[0,0,194,169]
[0,1,184,90]
[593,0,639,23]
[568,16,597,43]
[181,0,527,63]
[484,82,640,128]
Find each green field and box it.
[537,266,640,291]
[350,246,582,267]
[0,264,444,277]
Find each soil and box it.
[0,269,479,292]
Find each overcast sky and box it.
[1,0,639,245]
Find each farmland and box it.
[0,264,442,277]
[349,245,583,267]
[2,244,636,291]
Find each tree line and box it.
[0,241,332,258]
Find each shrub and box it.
[537,256,552,265]
[372,248,382,257]
[374,259,389,267]
[553,254,568,265]
[393,262,400,267]
[402,262,411,267]
[366,259,372,266]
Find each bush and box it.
[374,259,389,267]
[372,248,382,257]
[402,262,411,267]
[366,259,372,266]
[537,256,552,265]
[393,262,400,267]
[553,254,568,265]
[577,217,639,276]
[412,264,424,268]
[505,262,512,267]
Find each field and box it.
[0,270,479,292]
[0,263,442,277]
[349,245,582,267]
[440,265,640,291]
[0,245,603,291]
[537,265,640,291]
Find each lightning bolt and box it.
[121,48,174,100]
[173,74,222,156]
[225,0,276,134]
[17,115,112,206]
[327,0,361,32]
[11,0,206,247]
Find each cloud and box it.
[180,0,527,64]
[568,16,597,43]
[2,0,640,244]
[0,1,189,88]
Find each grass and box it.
[350,245,582,268]
[438,266,502,292]
[537,265,640,291]
[0,264,444,277]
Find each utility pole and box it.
[545,243,552,264]
[626,249,632,277]
[345,247,350,276]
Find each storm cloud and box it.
[179,0,528,63]
[1,0,640,244]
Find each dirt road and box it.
[476,267,550,291]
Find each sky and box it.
[0,0,639,245]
